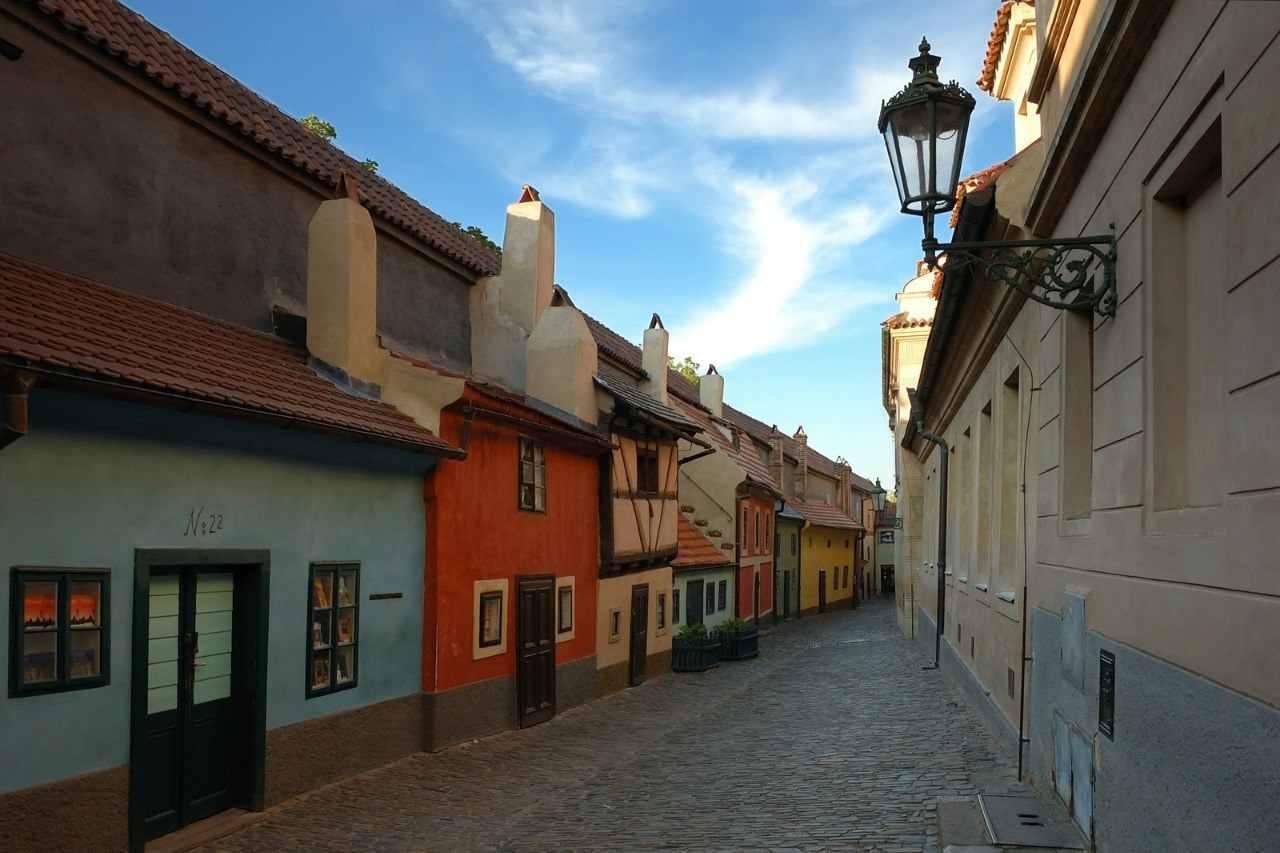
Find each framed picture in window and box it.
[479,591,503,648]
[11,568,110,696]
[306,562,358,698]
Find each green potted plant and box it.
[671,622,720,672]
[711,617,759,661]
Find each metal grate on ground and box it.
[978,794,1085,849]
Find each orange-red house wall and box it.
[423,397,600,692]
[736,493,775,619]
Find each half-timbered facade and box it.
[589,317,704,695]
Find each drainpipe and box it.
[734,494,743,620]
[1,371,35,450]
[908,388,948,670]
[797,519,809,619]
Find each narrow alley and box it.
[185,598,1027,852]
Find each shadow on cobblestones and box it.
[190,598,1022,853]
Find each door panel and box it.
[143,568,238,837]
[628,584,648,686]
[516,575,556,728]
[686,579,704,625]
[818,570,827,613]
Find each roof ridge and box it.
[32,0,500,277]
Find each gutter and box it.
[908,388,949,670]
[902,190,996,452]
[3,361,468,459]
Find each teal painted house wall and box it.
[0,391,434,794]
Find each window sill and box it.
[975,583,989,592]
[996,591,1016,603]
[957,576,968,584]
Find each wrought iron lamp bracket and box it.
[934,228,1117,317]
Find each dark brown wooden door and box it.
[628,584,649,686]
[818,570,827,613]
[516,575,556,727]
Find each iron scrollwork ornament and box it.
[938,229,1117,317]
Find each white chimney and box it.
[471,185,554,393]
[700,364,724,418]
[640,313,669,405]
[526,288,599,423]
[307,174,381,383]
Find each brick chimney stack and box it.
[793,425,808,503]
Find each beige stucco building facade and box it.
[882,264,937,639]
[889,2,1280,849]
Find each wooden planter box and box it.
[671,638,721,672]
[717,629,759,661]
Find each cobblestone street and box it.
[191,598,1025,852]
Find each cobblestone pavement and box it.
[192,597,1027,852]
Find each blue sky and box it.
[124,0,1015,487]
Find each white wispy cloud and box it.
[443,0,999,363]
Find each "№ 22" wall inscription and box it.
[184,506,225,537]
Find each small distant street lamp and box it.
[878,39,1118,317]
[870,478,888,515]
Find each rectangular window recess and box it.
[307,562,359,698]
[975,583,989,592]
[11,567,111,696]
[995,590,1016,603]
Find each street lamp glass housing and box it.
[878,38,976,219]
[871,478,888,512]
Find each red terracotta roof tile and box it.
[882,310,934,330]
[978,1,1034,94]
[30,0,500,277]
[672,516,731,569]
[949,150,1026,228]
[790,499,864,532]
[0,251,457,453]
[584,312,645,374]
[671,396,779,496]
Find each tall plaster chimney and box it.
[641,314,670,405]
[306,174,463,435]
[793,425,808,503]
[307,174,382,384]
[700,364,724,418]
[471,185,555,393]
[526,287,599,424]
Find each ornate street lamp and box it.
[879,39,1118,317]
[870,478,888,514]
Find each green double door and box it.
[141,567,245,838]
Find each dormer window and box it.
[519,437,546,512]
